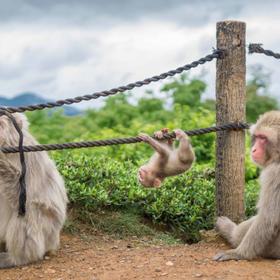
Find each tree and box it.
[246,65,278,123]
[161,74,206,107]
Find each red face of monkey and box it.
[251,133,269,166]
[250,111,280,167]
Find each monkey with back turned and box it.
[0,113,68,268]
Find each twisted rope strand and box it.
[1,122,249,154]
[249,44,280,59]
[0,49,225,113]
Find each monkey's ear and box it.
[12,113,29,130]
[153,178,162,188]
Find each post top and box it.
[217,20,246,25]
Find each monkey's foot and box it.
[213,250,243,262]
[174,129,187,140]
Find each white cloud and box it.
[0,1,279,110]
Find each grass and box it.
[64,207,182,245]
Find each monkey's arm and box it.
[139,133,169,156]
[214,177,280,261]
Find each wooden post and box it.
[216,21,246,223]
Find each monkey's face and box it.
[250,125,279,167]
[138,166,162,188]
[251,133,270,166]
[250,111,280,167]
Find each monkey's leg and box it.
[231,216,256,248]
[4,215,46,267]
[216,216,256,248]
[263,233,280,259]
[175,130,195,164]
[45,230,60,254]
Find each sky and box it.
[0,0,279,109]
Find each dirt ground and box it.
[1,233,280,280]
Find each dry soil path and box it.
[1,234,280,280]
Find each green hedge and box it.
[55,153,260,242]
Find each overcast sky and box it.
[0,0,279,109]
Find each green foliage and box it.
[245,179,260,217]
[246,65,278,123]
[143,166,215,242]
[26,72,275,242]
[56,152,215,242]
[161,74,206,108]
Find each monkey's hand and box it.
[154,130,164,139]
[161,128,169,134]
[174,129,188,140]
[213,249,244,262]
[139,133,152,143]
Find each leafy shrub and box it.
[245,179,260,217]
[25,74,267,242]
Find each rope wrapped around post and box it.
[0,110,26,216]
[249,44,280,59]
[0,122,250,154]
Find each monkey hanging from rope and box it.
[138,128,195,188]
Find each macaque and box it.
[0,113,68,268]
[138,128,195,188]
[214,111,280,261]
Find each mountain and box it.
[0,92,81,116]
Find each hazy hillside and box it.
[0,93,80,116]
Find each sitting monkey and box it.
[138,128,195,187]
[214,111,280,261]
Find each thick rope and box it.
[0,111,26,216]
[249,44,280,59]
[0,49,225,113]
[0,122,249,154]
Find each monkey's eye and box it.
[255,135,268,142]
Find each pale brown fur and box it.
[214,111,280,261]
[0,113,68,268]
[138,128,195,188]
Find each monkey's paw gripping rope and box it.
[249,44,280,59]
